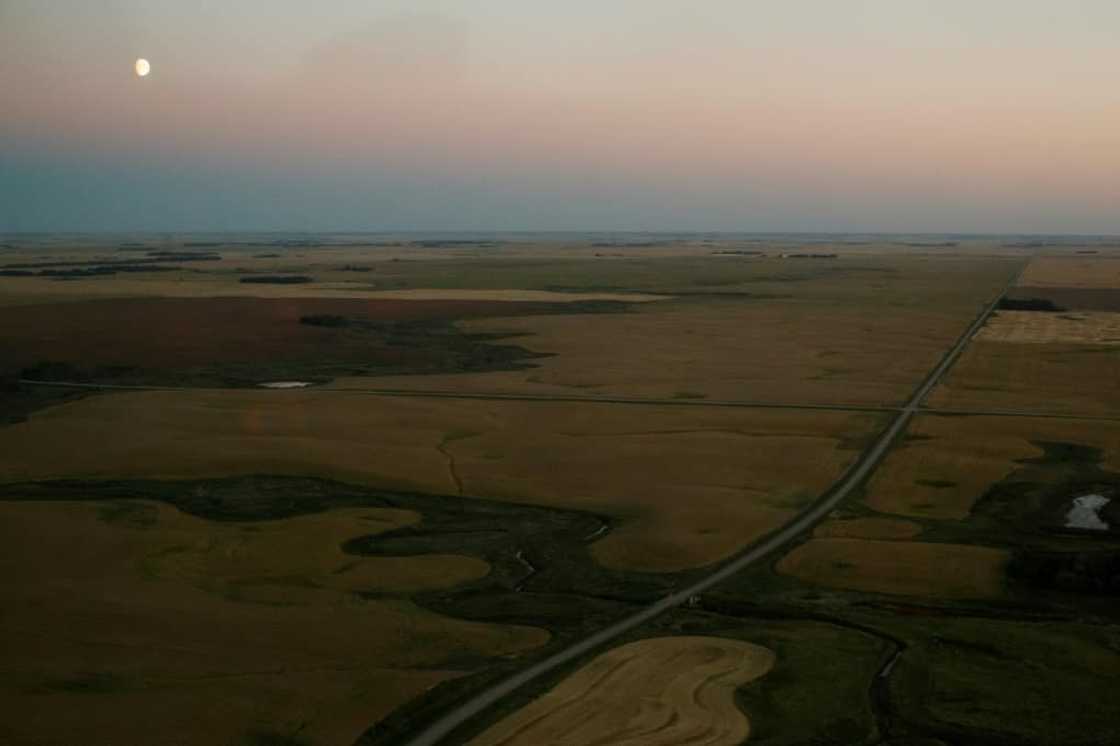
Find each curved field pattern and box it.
[470,636,775,746]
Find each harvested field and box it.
[0,390,877,572]
[930,341,1120,415]
[776,538,1009,599]
[814,517,923,540]
[975,310,1120,345]
[470,636,775,746]
[333,298,988,406]
[323,255,1016,406]
[864,415,1120,520]
[0,500,546,746]
[138,503,491,597]
[1019,256,1120,288]
[0,296,612,384]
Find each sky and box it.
[2,1,1119,233]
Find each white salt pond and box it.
[1065,494,1111,531]
[258,381,314,389]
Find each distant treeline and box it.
[410,240,505,248]
[0,265,183,278]
[239,275,313,284]
[2,254,218,270]
[997,297,1066,312]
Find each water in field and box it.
[258,381,313,389]
[1065,494,1111,530]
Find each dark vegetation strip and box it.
[0,255,218,269]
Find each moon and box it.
[135,58,151,77]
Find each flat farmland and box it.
[1019,255,1120,288]
[0,499,546,746]
[0,390,880,572]
[0,296,623,385]
[931,340,1120,414]
[4,240,1076,746]
[333,256,1016,406]
[784,412,1120,603]
[776,537,1009,600]
[1004,285,1120,312]
[469,636,775,746]
[933,256,1120,414]
[864,413,1120,520]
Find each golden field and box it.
[930,340,1120,415]
[1018,256,1120,288]
[932,255,1120,414]
[0,500,545,746]
[3,248,1015,409]
[776,537,1009,599]
[470,636,775,746]
[813,516,922,540]
[0,390,879,572]
[975,310,1120,345]
[862,414,1120,520]
[139,504,490,598]
[332,257,1016,406]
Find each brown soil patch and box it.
[470,636,775,746]
[777,538,1009,599]
[1004,286,1120,312]
[0,297,574,380]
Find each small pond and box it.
[1065,494,1111,531]
[258,381,314,389]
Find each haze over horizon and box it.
[3,1,1119,234]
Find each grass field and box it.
[930,340,1120,414]
[137,503,491,597]
[863,414,1120,520]
[975,309,1120,344]
[932,255,1120,415]
[0,390,878,572]
[7,239,1092,745]
[813,516,922,540]
[1019,256,1120,288]
[0,499,546,746]
[776,537,1009,599]
[888,615,1120,744]
[469,636,775,746]
[332,256,1016,406]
